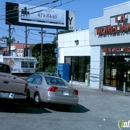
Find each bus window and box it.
[21,62,28,68]
[29,62,34,68]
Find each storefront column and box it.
[90,46,104,88]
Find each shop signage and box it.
[96,14,130,35]
[103,47,130,52]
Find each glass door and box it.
[117,62,130,91]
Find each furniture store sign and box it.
[96,14,130,35]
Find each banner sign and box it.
[19,4,66,27]
[103,47,130,52]
[6,2,75,30]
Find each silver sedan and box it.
[26,73,79,108]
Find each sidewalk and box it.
[69,81,130,96]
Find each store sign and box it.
[96,14,130,35]
[103,47,130,52]
[68,11,75,30]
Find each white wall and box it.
[58,29,90,63]
[90,46,104,88]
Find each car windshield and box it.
[0,63,11,73]
[45,77,68,86]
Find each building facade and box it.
[58,1,130,91]
[2,43,31,57]
[58,30,91,82]
[90,1,130,90]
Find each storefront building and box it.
[58,30,90,82]
[58,1,130,91]
[89,1,130,90]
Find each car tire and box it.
[34,93,41,106]
[26,90,31,103]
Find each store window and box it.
[64,56,90,82]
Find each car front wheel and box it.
[34,93,41,105]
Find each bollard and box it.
[101,81,103,92]
[71,75,73,86]
[123,82,126,96]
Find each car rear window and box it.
[45,77,67,86]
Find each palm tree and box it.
[2,36,16,45]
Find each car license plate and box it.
[0,93,9,98]
[63,91,69,96]
[0,93,14,98]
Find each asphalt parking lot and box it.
[70,83,130,130]
[0,83,129,130]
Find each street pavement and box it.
[70,83,130,130]
[0,82,129,130]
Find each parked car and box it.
[0,62,28,99]
[36,72,59,77]
[26,73,79,108]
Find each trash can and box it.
[85,72,90,87]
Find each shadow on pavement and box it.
[43,103,90,113]
[0,99,90,114]
[0,99,52,114]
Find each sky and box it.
[0,0,129,44]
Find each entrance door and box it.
[117,62,130,91]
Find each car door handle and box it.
[3,81,9,84]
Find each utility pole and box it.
[25,26,29,57]
[28,28,55,71]
[8,24,15,56]
[56,29,58,67]
[39,28,46,71]
[9,24,11,56]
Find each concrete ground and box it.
[70,82,130,130]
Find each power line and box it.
[0,27,7,31]
[0,0,16,8]
[0,0,76,20]
[0,0,77,42]
[0,0,56,15]
[6,20,55,37]
[0,0,33,11]
[0,1,58,21]
[0,25,53,42]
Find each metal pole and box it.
[9,24,11,56]
[123,82,126,95]
[71,75,73,86]
[25,26,28,57]
[101,80,103,92]
[41,27,43,71]
[56,29,58,67]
